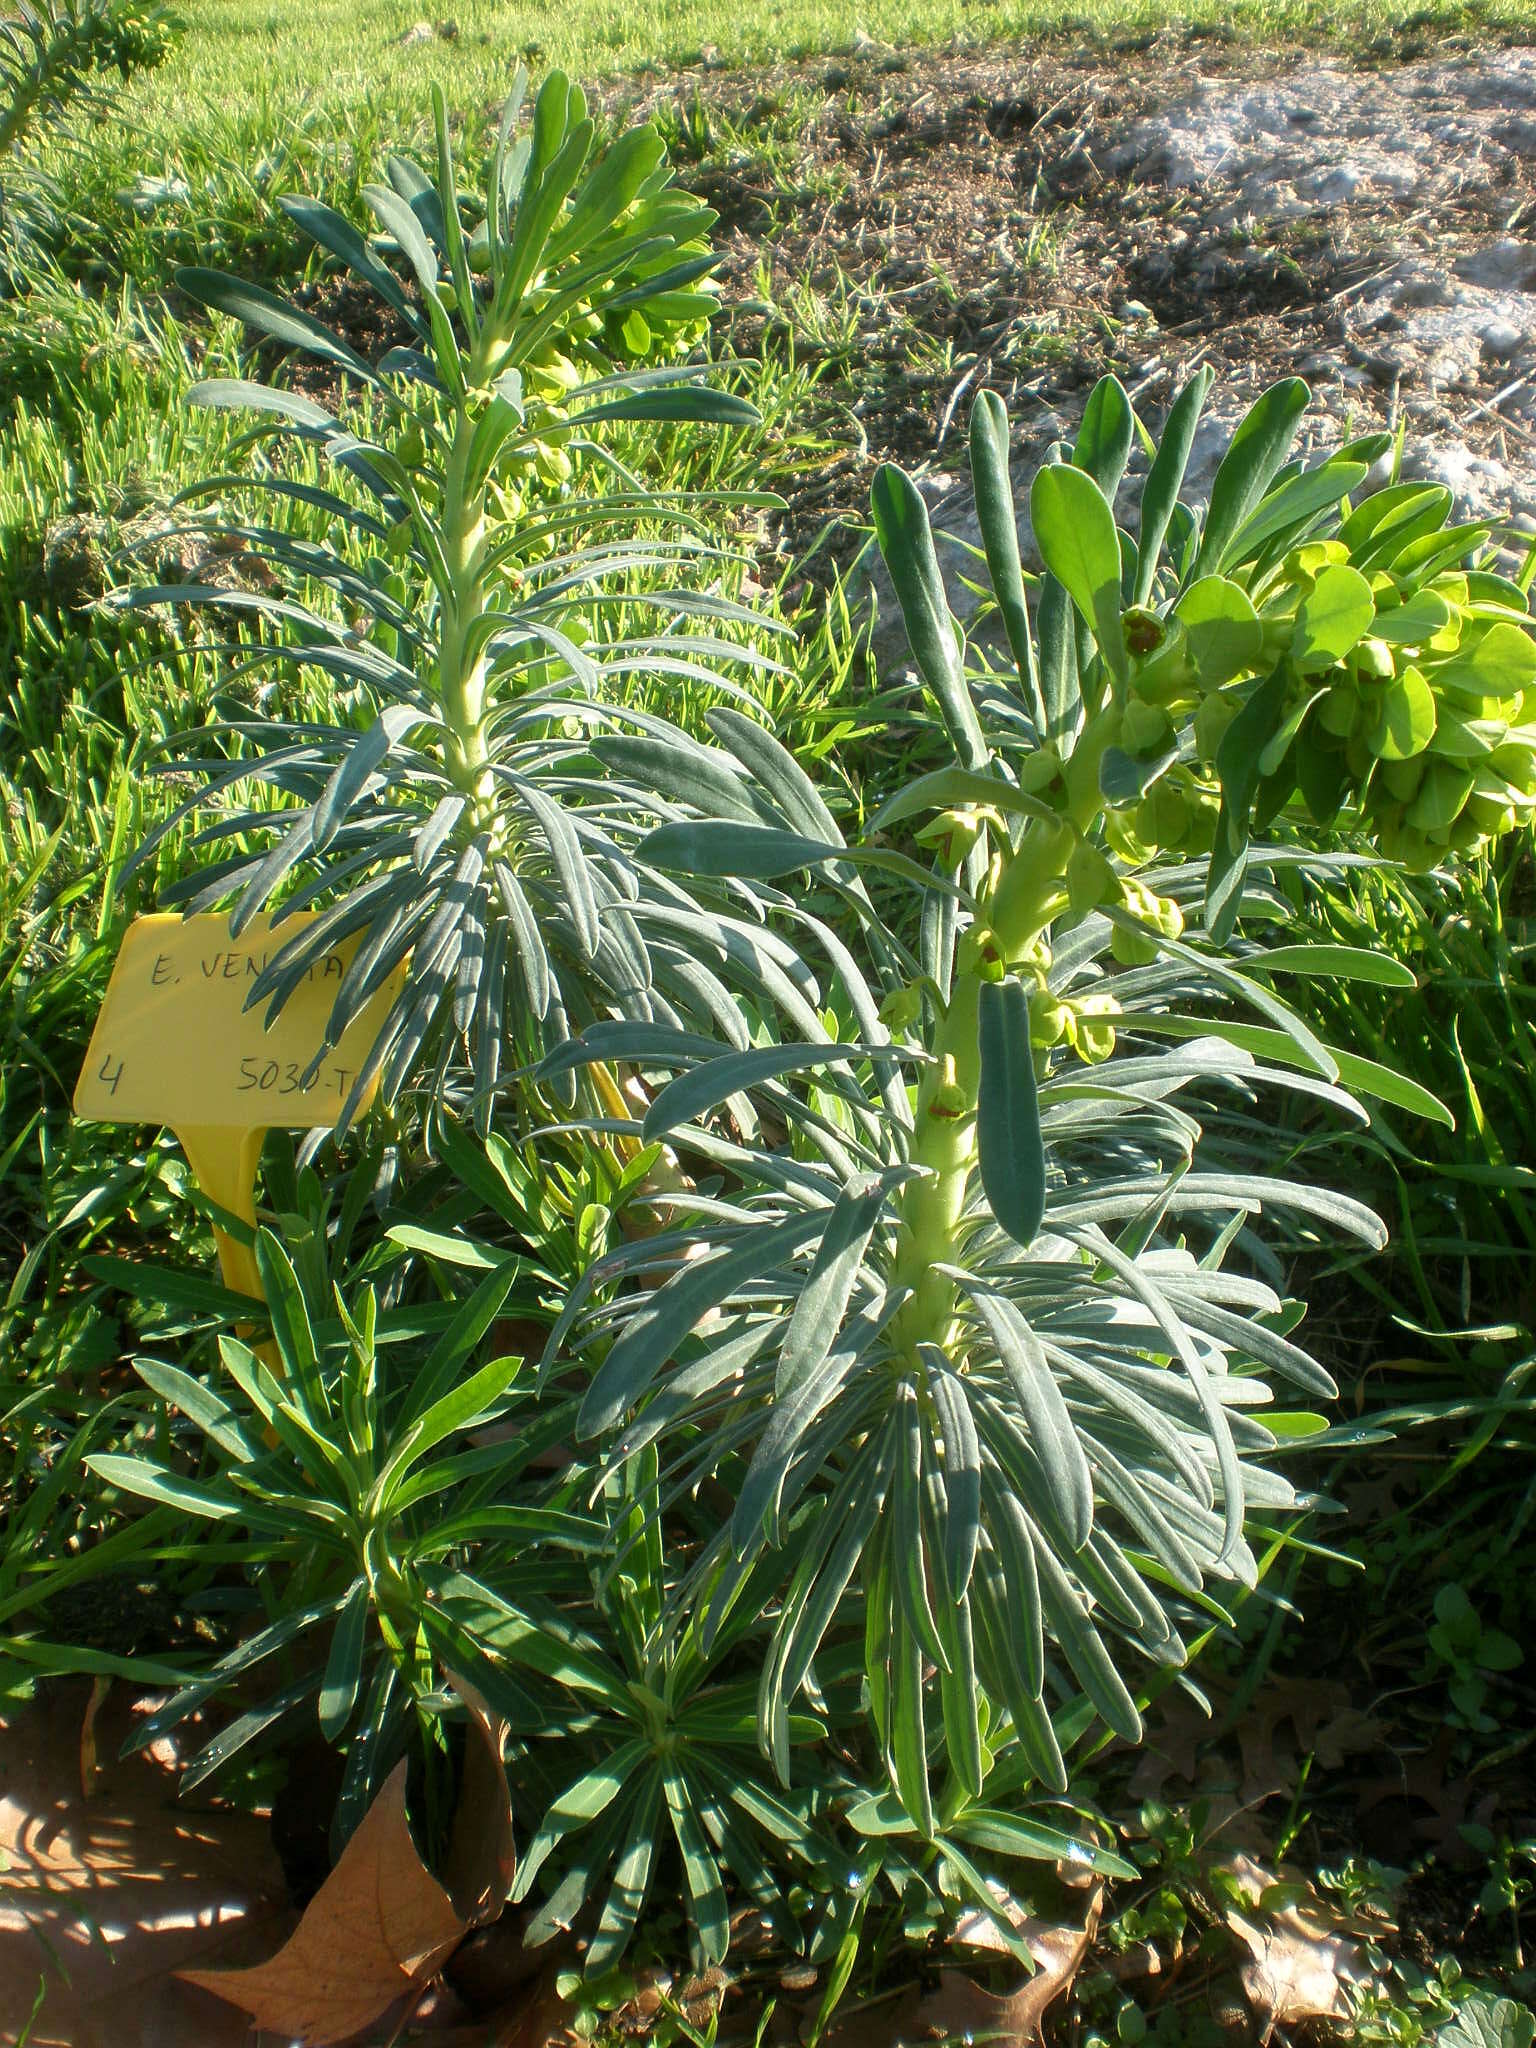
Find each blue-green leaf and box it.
[871,463,989,770]
[976,976,1046,1251]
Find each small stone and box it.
[1480,318,1524,362]
[1356,349,1406,386]
[1361,448,1396,494]
[916,471,962,506]
[1457,238,1536,291]
[1311,163,1362,202]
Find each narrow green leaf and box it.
[775,1175,888,1396]
[1128,1014,1454,1127]
[1247,944,1416,987]
[1036,573,1081,745]
[514,1740,651,1902]
[871,463,989,770]
[1073,374,1135,501]
[1207,664,1291,943]
[377,1351,522,1504]
[1222,458,1367,570]
[311,704,418,852]
[318,1579,370,1740]
[889,1612,935,1839]
[663,1766,730,1966]
[1030,464,1128,686]
[969,390,1043,728]
[1134,366,1213,603]
[925,1358,981,1599]
[177,267,379,385]
[952,1807,1136,1879]
[84,1457,237,1520]
[254,1230,329,1423]
[1030,1528,1143,1743]
[642,1043,870,1142]
[133,1360,256,1464]
[400,1254,528,1428]
[280,195,419,328]
[587,1772,663,1975]
[639,819,835,879]
[1196,378,1310,576]
[867,762,1060,836]
[574,389,757,427]
[976,976,1046,1252]
[966,1288,1093,1550]
[579,1210,830,1436]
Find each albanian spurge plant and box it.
[124,71,791,1129]
[538,371,1535,1919]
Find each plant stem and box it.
[889,817,1076,1359]
[437,404,493,808]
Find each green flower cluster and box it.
[1121,484,1536,870]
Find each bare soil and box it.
[606,32,1536,585]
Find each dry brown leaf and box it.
[1219,1852,1369,2038]
[1127,1693,1209,1800]
[439,1676,516,1924]
[1353,1729,1494,1858]
[78,1672,112,1796]
[424,1960,578,2048]
[181,1673,515,2045]
[849,1879,1103,2046]
[179,1757,465,2041]
[0,1685,290,2048]
[1234,1678,1349,1804]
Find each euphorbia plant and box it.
[123,70,792,1129]
[542,371,1535,1871]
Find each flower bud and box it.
[1030,999,1070,1049]
[1194,691,1240,763]
[1071,991,1120,1064]
[1121,695,1172,754]
[878,985,924,1031]
[915,807,984,870]
[928,1055,970,1121]
[1125,611,1193,702]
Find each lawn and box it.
[2,0,1534,2044]
[101,0,1536,135]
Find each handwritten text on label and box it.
[74,913,405,1131]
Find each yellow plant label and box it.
[75,913,403,1130]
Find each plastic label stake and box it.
[75,913,405,1305]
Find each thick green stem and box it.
[889,818,1078,1358]
[438,405,493,809]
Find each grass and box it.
[100,0,1536,135]
[10,0,1528,297]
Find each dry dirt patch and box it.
[608,34,1536,632]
